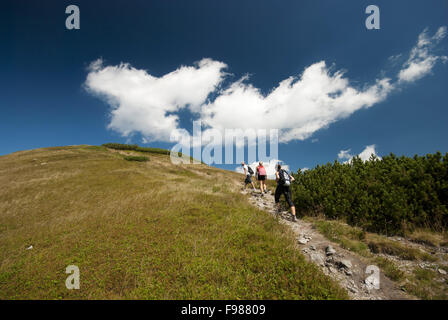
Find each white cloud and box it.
[235,159,289,179]
[338,144,381,164]
[85,26,446,145]
[201,62,393,143]
[358,145,381,161]
[398,26,447,83]
[84,58,227,142]
[388,53,402,63]
[338,148,353,161]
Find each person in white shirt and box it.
[241,161,256,190]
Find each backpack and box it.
[247,166,254,175]
[278,169,291,186]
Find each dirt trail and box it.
[241,188,415,300]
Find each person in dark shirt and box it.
[275,164,297,222]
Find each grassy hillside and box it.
[0,145,347,299]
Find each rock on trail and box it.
[241,189,414,300]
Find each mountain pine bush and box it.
[102,143,171,155]
[291,152,448,235]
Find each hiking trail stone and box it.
[310,253,325,266]
[241,188,414,300]
[326,245,336,256]
[336,259,353,270]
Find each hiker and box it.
[256,161,267,195]
[241,161,256,191]
[275,164,297,222]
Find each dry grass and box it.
[0,145,347,300]
[367,238,437,262]
[406,229,448,248]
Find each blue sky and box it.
[1,0,448,173]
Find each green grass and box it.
[102,143,171,155]
[123,156,149,162]
[311,219,370,257]
[405,268,448,299]
[0,145,347,299]
[368,240,437,262]
[373,257,405,282]
[406,229,448,248]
